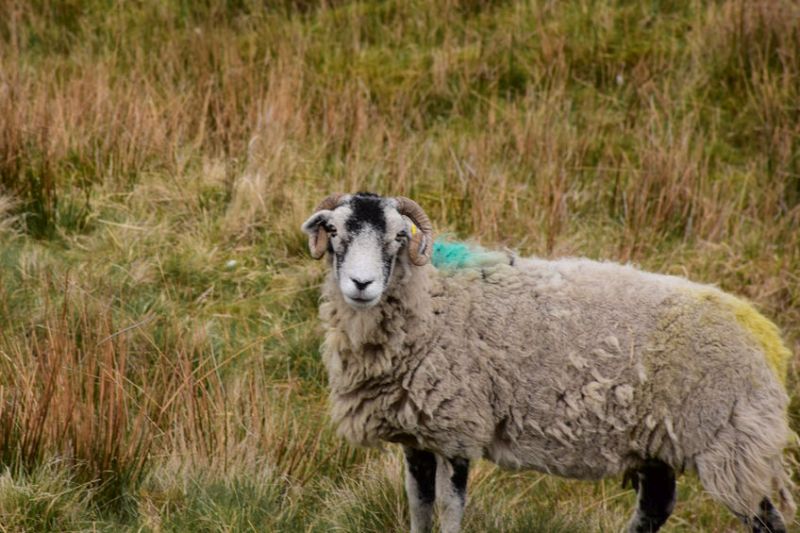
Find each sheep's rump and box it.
[415,252,790,482]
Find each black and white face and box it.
[302,193,413,310]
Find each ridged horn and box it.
[395,196,433,266]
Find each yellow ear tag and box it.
[410,224,417,236]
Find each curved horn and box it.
[396,196,434,266]
[313,193,344,213]
[307,193,344,259]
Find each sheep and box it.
[301,192,795,533]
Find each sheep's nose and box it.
[351,278,373,291]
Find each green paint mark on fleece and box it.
[697,289,792,384]
[432,238,511,270]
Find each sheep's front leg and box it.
[436,455,470,533]
[404,447,437,533]
[626,459,676,533]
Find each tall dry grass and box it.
[0,287,154,519]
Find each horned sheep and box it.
[301,192,795,533]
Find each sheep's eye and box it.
[324,223,337,237]
[395,230,408,242]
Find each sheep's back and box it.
[425,258,788,476]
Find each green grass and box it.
[1,0,799,530]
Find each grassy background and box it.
[1,0,799,530]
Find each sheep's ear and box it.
[302,193,345,259]
[301,210,333,259]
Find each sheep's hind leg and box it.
[436,455,469,533]
[740,498,787,533]
[404,447,437,533]
[626,459,676,533]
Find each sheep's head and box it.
[301,192,433,310]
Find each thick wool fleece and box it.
[319,253,794,517]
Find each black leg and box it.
[403,447,437,533]
[626,459,676,533]
[747,498,787,533]
[450,457,469,502]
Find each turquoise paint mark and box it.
[431,238,510,270]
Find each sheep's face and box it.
[302,193,431,310]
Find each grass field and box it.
[1,0,799,530]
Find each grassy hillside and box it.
[0,0,798,530]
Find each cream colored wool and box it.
[319,253,795,519]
